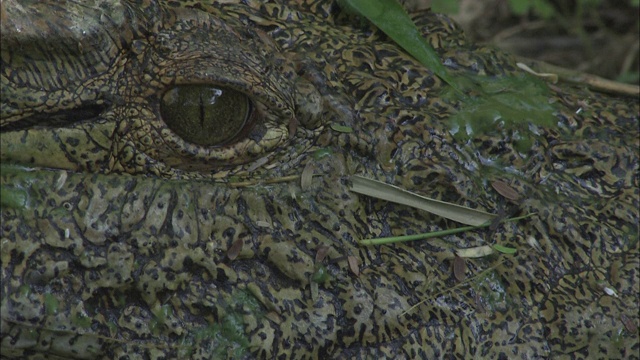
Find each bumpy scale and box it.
[1,1,638,359]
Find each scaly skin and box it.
[1,1,638,359]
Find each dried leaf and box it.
[526,235,542,252]
[621,314,637,333]
[247,156,269,172]
[456,245,494,258]
[453,255,466,282]
[288,116,298,138]
[516,62,558,83]
[603,286,618,298]
[227,238,243,260]
[255,221,272,229]
[55,170,67,190]
[474,292,486,313]
[347,256,360,276]
[265,311,283,324]
[301,162,315,190]
[315,245,330,263]
[350,175,495,227]
[375,136,396,172]
[491,180,521,201]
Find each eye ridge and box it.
[160,84,252,147]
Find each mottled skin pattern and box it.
[1,1,638,359]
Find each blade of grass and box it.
[358,213,535,246]
[492,243,517,254]
[359,223,481,246]
[337,0,462,93]
[350,175,496,226]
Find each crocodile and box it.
[1,0,638,359]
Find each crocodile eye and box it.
[160,85,250,146]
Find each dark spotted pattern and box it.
[1,1,638,359]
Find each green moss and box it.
[0,164,52,210]
[339,0,560,138]
[611,327,626,350]
[0,186,28,210]
[44,294,59,315]
[220,313,249,349]
[72,313,92,328]
[312,148,333,160]
[150,304,174,335]
[178,289,264,358]
[621,224,639,249]
[444,73,558,149]
[312,264,331,283]
[190,322,245,359]
[471,269,512,311]
[233,289,262,314]
[17,284,31,297]
[106,321,118,336]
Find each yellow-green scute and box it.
[1,0,638,359]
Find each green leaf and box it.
[350,175,496,226]
[531,0,556,19]
[312,148,333,159]
[582,0,603,7]
[312,265,331,283]
[330,124,353,133]
[492,244,517,254]
[508,0,531,15]
[431,0,460,14]
[337,0,460,92]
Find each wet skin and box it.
[1,1,638,358]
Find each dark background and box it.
[418,0,639,84]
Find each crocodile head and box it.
[1,1,638,358]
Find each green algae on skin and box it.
[17,285,31,297]
[0,185,29,210]
[72,312,93,329]
[312,148,333,160]
[150,303,175,335]
[444,73,558,150]
[312,264,331,283]
[0,164,36,210]
[178,289,263,358]
[337,0,559,151]
[471,268,513,312]
[185,321,248,359]
[44,294,60,315]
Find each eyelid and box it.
[148,19,298,123]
